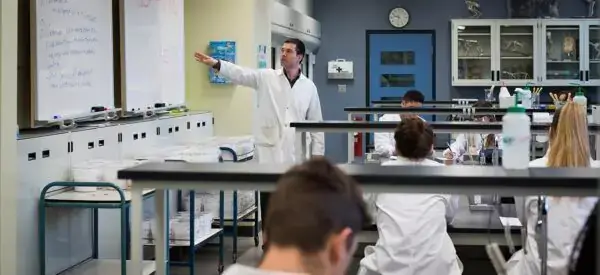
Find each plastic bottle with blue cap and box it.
[571,83,587,116]
[502,95,531,169]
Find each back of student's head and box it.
[394,117,434,160]
[402,90,425,104]
[264,157,370,255]
[548,102,590,167]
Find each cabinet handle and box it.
[496,71,500,81]
[579,70,583,81]
[585,70,589,81]
[491,70,495,81]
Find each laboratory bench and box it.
[117,162,598,275]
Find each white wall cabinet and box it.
[452,19,600,87]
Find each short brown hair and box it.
[394,117,434,160]
[264,157,370,253]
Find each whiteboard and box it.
[123,0,185,112]
[34,0,114,120]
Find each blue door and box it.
[368,32,434,143]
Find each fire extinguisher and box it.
[353,116,363,157]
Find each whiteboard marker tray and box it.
[60,259,155,275]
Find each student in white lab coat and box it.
[374,90,425,157]
[222,157,371,275]
[506,102,599,275]
[195,38,325,250]
[358,117,462,275]
[443,101,501,164]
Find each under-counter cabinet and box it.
[452,19,600,87]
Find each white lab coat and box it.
[222,264,306,275]
[217,61,324,163]
[443,133,503,161]
[358,157,462,275]
[506,154,599,275]
[373,114,425,157]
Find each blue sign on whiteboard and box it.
[209,41,236,84]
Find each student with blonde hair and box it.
[506,102,599,275]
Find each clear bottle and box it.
[502,105,531,169]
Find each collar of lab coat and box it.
[277,68,306,80]
[383,155,440,166]
[533,147,596,166]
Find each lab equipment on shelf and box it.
[174,135,259,263]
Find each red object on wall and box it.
[353,116,363,157]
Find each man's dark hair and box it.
[264,157,371,253]
[394,117,434,160]
[402,90,425,104]
[284,38,306,62]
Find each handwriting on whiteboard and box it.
[39,0,100,90]
[140,0,180,15]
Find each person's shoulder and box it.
[423,158,443,166]
[221,264,265,275]
[303,77,318,91]
[528,157,548,167]
[378,114,401,122]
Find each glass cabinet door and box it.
[588,24,600,83]
[542,24,582,83]
[455,24,493,83]
[498,24,535,83]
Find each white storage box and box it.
[183,191,256,220]
[142,211,214,245]
[215,136,255,162]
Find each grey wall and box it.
[313,0,593,162]
[276,0,313,16]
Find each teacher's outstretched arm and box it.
[194,51,261,89]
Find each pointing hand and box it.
[194,51,218,67]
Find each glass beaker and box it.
[484,88,495,102]
[531,93,540,108]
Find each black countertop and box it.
[118,162,600,196]
[289,121,600,134]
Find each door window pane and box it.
[380,74,415,87]
[381,51,415,65]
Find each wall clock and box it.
[389,7,410,28]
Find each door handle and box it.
[496,71,500,81]
[579,70,584,81]
[585,70,589,81]
[491,70,495,81]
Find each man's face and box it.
[280,43,301,69]
[401,100,421,108]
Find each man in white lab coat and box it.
[194,38,325,249]
[373,90,425,157]
[221,157,371,275]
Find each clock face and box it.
[389,8,409,28]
